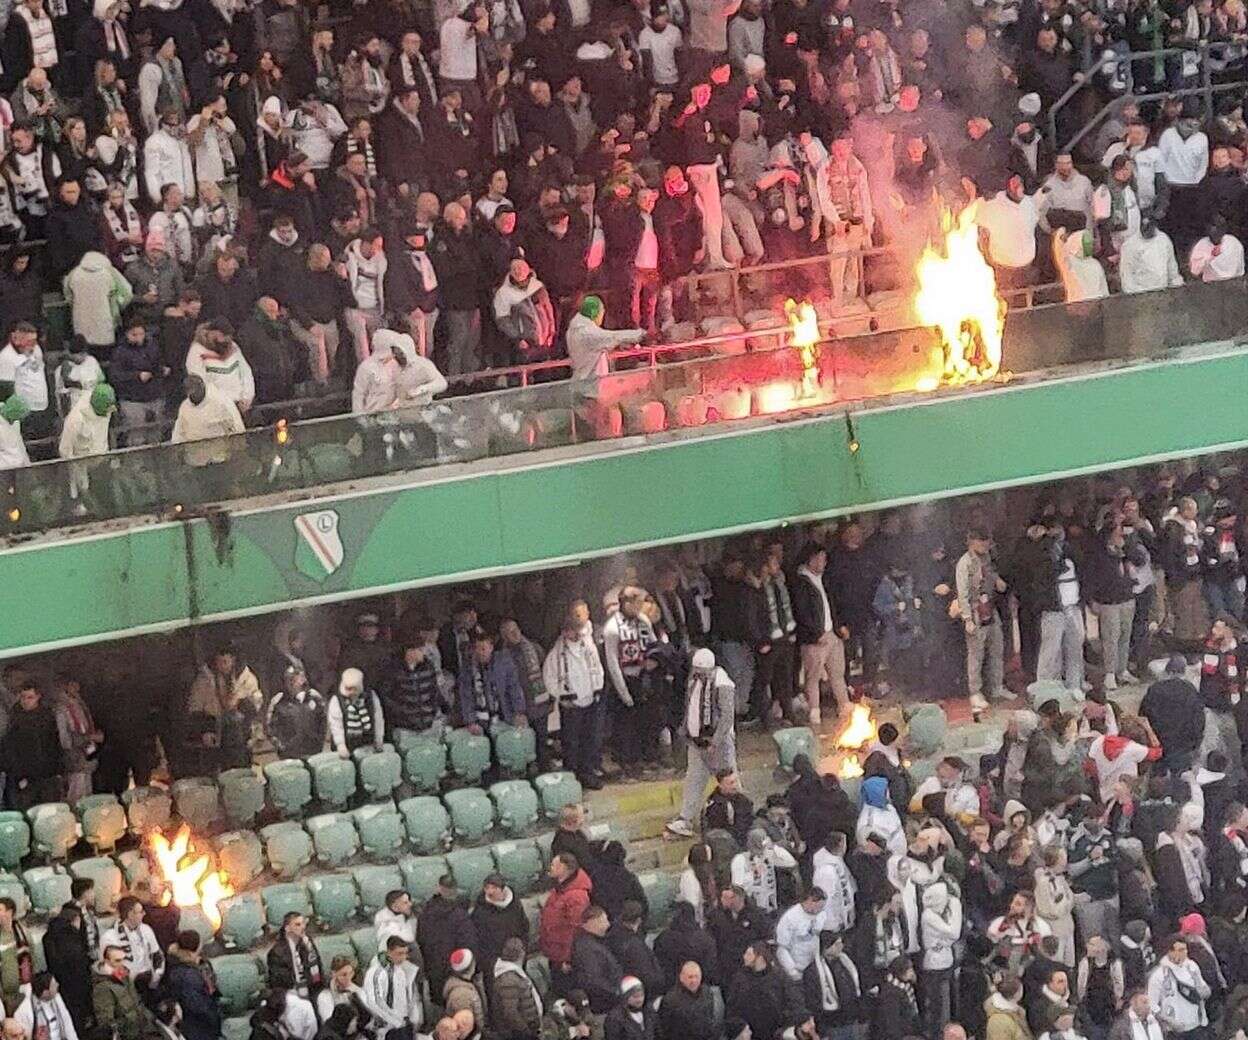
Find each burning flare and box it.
[147,824,235,931]
[835,702,878,751]
[784,298,821,397]
[914,204,1006,383]
[837,754,865,780]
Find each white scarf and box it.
[814,952,859,1011]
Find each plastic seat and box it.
[489,781,539,837]
[171,778,222,831]
[116,850,150,888]
[490,839,542,895]
[398,796,452,855]
[314,933,357,970]
[260,882,312,929]
[222,1017,252,1040]
[532,772,583,819]
[0,873,29,918]
[68,857,123,913]
[23,866,71,915]
[308,872,360,931]
[491,723,537,776]
[214,831,265,890]
[398,854,447,904]
[26,804,77,860]
[0,812,31,869]
[402,737,448,794]
[219,769,266,827]
[259,821,313,879]
[637,871,676,928]
[121,787,172,837]
[306,752,358,810]
[75,795,126,854]
[210,954,264,1015]
[306,813,361,868]
[349,926,379,966]
[354,745,403,802]
[772,727,818,772]
[445,729,492,785]
[218,892,265,950]
[352,803,404,860]
[443,789,495,843]
[445,847,494,898]
[534,832,554,866]
[351,864,403,916]
[583,821,627,847]
[262,760,313,819]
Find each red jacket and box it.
[539,870,593,966]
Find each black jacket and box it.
[419,894,477,994]
[801,957,862,1030]
[470,890,529,973]
[266,689,327,760]
[266,935,325,993]
[870,976,920,1040]
[1083,532,1144,606]
[657,984,718,1040]
[379,655,441,735]
[653,920,719,989]
[726,966,803,1040]
[375,103,430,192]
[785,767,857,853]
[43,911,92,1028]
[606,924,665,997]
[430,226,484,311]
[286,268,355,328]
[47,200,105,282]
[239,312,301,405]
[706,904,772,977]
[1140,677,1206,760]
[111,337,167,404]
[572,931,624,1014]
[1,704,63,783]
[791,571,838,646]
[605,1003,656,1040]
[703,790,755,848]
[196,269,260,332]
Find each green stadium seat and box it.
[219,769,267,827]
[445,729,491,785]
[213,832,265,890]
[488,781,539,837]
[398,796,451,855]
[26,804,77,860]
[211,954,264,1015]
[218,892,265,950]
[308,873,360,931]
[402,737,448,793]
[637,872,676,929]
[115,850,150,888]
[0,873,29,918]
[491,722,537,776]
[351,865,403,916]
[314,933,357,970]
[222,1017,252,1040]
[398,854,446,904]
[259,822,314,879]
[75,795,126,854]
[772,727,818,772]
[68,857,123,913]
[121,787,172,837]
[443,789,495,843]
[533,832,554,866]
[520,896,541,940]
[306,813,361,868]
[260,882,312,929]
[532,772,583,819]
[23,866,72,915]
[349,926,379,966]
[352,803,404,860]
[490,839,542,895]
[444,847,494,898]
[354,745,402,802]
[262,760,313,819]
[0,812,31,869]
[307,752,358,810]
[526,954,551,1001]
[583,822,627,847]
[171,778,222,831]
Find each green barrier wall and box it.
[4,350,1247,656]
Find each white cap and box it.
[691,648,716,670]
[1018,93,1041,117]
[339,667,364,695]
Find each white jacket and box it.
[373,906,417,949]
[1148,957,1210,1032]
[280,993,318,1040]
[345,239,387,311]
[352,330,447,413]
[0,415,30,469]
[0,343,49,412]
[1120,231,1183,293]
[64,252,131,347]
[810,849,856,933]
[327,691,385,754]
[15,993,78,1040]
[919,882,962,970]
[100,922,163,983]
[143,128,196,204]
[542,632,604,708]
[58,393,112,459]
[565,313,644,381]
[1190,235,1245,282]
[170,386,245,465]
[185,341,255,409]
[775,902,828,980]
[363,958,424,1038]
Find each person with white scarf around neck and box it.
[776,889,829,980]
[15,972,78,1040]
[1034,845,1077,966]
[666,647,736,838]
[1146,937,1210,1035]
[1107,990,1164,1040]
[801,933,860,1037]
[811,832,856,934]
[919,881,962,1040]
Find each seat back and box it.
[402,739,448,793]
[214,831,266,889]
[488,781,539,837]
[259,822,314,879]
[443,789,496,843]
[314,933,358,970]
[351,865,404,916]
[308,872,361,931]
[218,891,266,950]
[772,727,818,772]
[398,796,452,855]
[260,881,312,929]
[490,839,542,895]
[306,813,361,868]
[171,778,223,831]
[306,752,358,810]
[22,866,72,915]
[354,746,402,801]
[115,850,150,889]
[349,926,379,967]
[444,847,494,899]
[352,803,404,860]
[210,954,264,1015]
[68,857,123,913]
[0,873,29,918]
[491,723,537,776]
[262,760,313,818]
[397,854,447,904]
[0,813,31,869]
[121,787,172,837]
[637,871,676,929]
[445,731,492,784]
[532,772,583,819]
[219,768,267,827]
[26,804,77,860]
[78,796,127,853]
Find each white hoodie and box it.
[373,905,417,949]
[920,881,962,970]
[542,630,604,708]
[1120,230,1183,294]
[185,339,255,409]
[565,312,644,381]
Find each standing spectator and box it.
[956,528,1009,719]
[99,898,163,996]
[431,202,483,375]
[978,176,1040,289]
[455,630,527,733]
[491,938,543,1040]
[544,609,606,790]
[1146,937,1210,1039]
[792,542,850,725]
[43,905,91,1032]
[267,913,324,1001]
[162,933,221,1040]
[1,682,65,809]
[1120,220,1183,294]
[327,668,385,757]
[379,638,443,741]
[471,876,528,977]
[775,888,828,981]
[15,973,78,1040]
[1189,214,1245,282]
[93,945,153,1040]
[112,318,170,446]
[419,876,477,999]
[53,675,102,805]
[540,854,593,997]
[265,664,327,759]
[657,961,717,1040]
[572,906,623,1014]
[363,937,425,1040]
[605,976,655,1040]
[63,251,132,355]
[666,649,736,838]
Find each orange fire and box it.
[147,825,235,930]
[835,702,878,751]
[784,298,821,397]
[837,754,865,780]
[914,204,1006,383]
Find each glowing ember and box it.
[837,754,864,780]
[784,298,821,397]
[835,702,878,751]
[147,824,235,930]
[914,204,1006,383]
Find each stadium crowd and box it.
[2,457,1248,1040]
[0,0,1246,464]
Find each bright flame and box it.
[914,204,1006,383]
[835,702,878,751]
[837,754,864,780]
[784,298,820,397]
[147,825,235,930]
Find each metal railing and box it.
[1048,41,1248,154]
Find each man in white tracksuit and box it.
[775,889,829,980]
[566,295,645,382]
[1120,219,1184,294]
[666,648,736,837]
